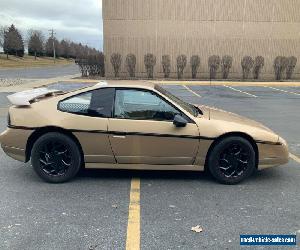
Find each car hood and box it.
[197,105,273,132]
[194,105,279,143]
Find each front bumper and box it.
[257,137,289,170]
[0,128,33,162]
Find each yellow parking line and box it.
[126,178,140,250]
[264,86,300,96]
[183,85,202,98]
[290,153,300,163]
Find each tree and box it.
[221,55,233,79]
[0,26,6,50]
[45,36,60,57]
[83,45,89,58]
[144,53,156,79]
[98,52,105,77]
[241,56,254,79]
[110,53,122,77]
[125,54,136,77]
[60,39,71,58]
[274,56,288,80]
[3,24,24,58]
[253,56,264,80]
[74,43,85,59]
[286,56,297,80]
[69,42,77,59]
[27,30,44,59]
[162,55,171,78]
[208,55,220,79]
[177,55,187,79]
[190,55,200,79]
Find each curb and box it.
[61,79,300,87]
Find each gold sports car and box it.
[0,81,289,184]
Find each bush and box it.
[98,53,105,77]
[208,55,220,79]
[286,56,297,80]
[77,52,105,77]
[162,55,171,78]
[125,54,136,77]
[89,53,105,77]
[144,53,156,79]
[221,55,233,79]
[253,56,264,80]
[110,53,122,77]
[190,55,200,79]
[77,59,88,77]
[274,56,288,80]
[241,56,254,79]
[87,56,98,76]
[177,55,187,79]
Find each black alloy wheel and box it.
[31,132,81,183]
[39,140,72,177]
[208,136,256,184]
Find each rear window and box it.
[58,88,115,118]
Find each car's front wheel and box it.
[31,132,81,183]
[208,136,256,184]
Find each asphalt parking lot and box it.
[0,83,300,249]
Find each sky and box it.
[0,0,103,50]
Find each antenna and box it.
[208,63,212,120]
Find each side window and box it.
[58,88,114,117]
[114,89,181,121]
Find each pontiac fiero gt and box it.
[0,82,289,184]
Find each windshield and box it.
[155,85,199,117]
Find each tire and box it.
[208,136,256,185]
[31,132,81,183]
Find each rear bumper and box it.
[1,145,26,162]
[0,128,33,162]
[257,139,289,170]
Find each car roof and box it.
[57,80,160,99]
[94,80,157,90]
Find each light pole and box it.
[49,29,56,63]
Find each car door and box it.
[58,87,116,164]
[108,88,200,165]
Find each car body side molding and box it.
[8,125,282,145]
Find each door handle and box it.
[112,135,126,139]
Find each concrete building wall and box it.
[103,0,300,79]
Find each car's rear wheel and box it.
[208,136,256,185]
[31,132,81,183]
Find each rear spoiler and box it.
[7,88,63,106]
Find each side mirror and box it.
[173,114,188,127]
